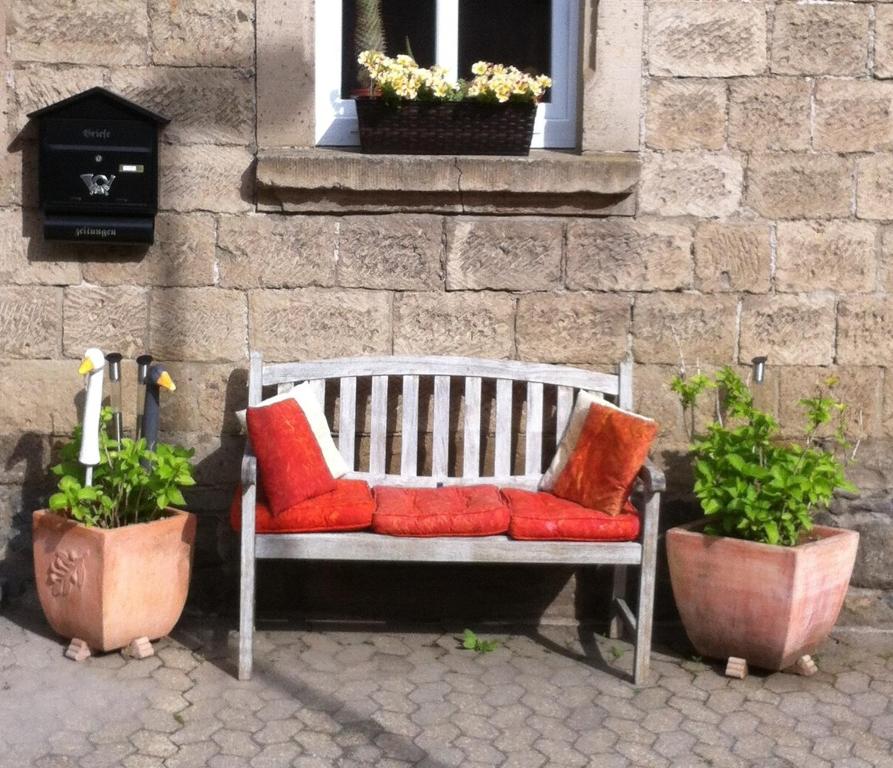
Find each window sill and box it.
[255,148,639,216]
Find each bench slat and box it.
[433,376,450,480]
[495,379,513,477]
[256,532,643,565]
[401,375,419,478]
[556,385,573,440]
[525,382,544,476]
[370,376,388,475]
[339,377,356,470]
[463,377,481,478]
[263,356,619,394]
[309,379,325,410]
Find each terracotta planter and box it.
[666,522,859,671]
[32,509,196,653]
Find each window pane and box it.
[341,0,436,97]
[458,0,551,79]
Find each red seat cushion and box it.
[552,402,657,516]
[503,489,640,542]
[230,479,374,533]
[247,398,336,514]
[372,485,510,537]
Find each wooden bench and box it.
[238,352,664,684]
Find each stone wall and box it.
[2,0,892,626]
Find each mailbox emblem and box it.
[80,173,116,196]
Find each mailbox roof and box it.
[28,87,170,124]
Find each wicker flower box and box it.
[354,98,537,156]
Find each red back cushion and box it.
[552,403,657,516]
[247,399,336,514]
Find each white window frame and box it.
[315,0,580,149]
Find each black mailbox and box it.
[28,87,169,245]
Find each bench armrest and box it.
[637,458,666,496]
[241,445,257,488]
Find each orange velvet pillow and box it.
[551,402,657,516]
[247,398,336,515]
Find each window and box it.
[316,0,579,149]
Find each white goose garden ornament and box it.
[77,348,106,487]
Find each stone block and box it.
[648,2,767,77]
[218,214,336,289]
[567,218,693,292]
[340,215,444,290]
[150,0,254,67]
[645,79,726,151]
[251,289,391,362]
[780,366,881,441]
[633,293,737,365]
[516,293,629,364]
[9,0,148,65]
[158,431,243,487]
[0,432,50,484]
[394,292,514,358]
[771,3,869,76]
[694,221,771,293]
[0,150,22,206]
[9,66,109,134]
[775,221,877,294]
[0,286,61,358]
[63,286,148,359]
[446,218,561,291]
[838,297,893,366]
[856,155,893,220]
[640,152,742,218]
[0,209,81,286]
[832,512,893,590]
[109,67,254,146]
[157,363,245,436]
[728,77,811,151]
[633,364,686,439]
[149,288,247,363]
[880,228,893,293]
[0,360,82,433]
[159,145,254,214]
[876,5,893,79]
[740,295,836,366]
[814,80,893,152]
[81,214,216,287]
[747,153,852,219]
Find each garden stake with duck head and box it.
[77,348,106,486]
[141,364,176,451]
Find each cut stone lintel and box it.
[256,149,640,216]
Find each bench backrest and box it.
[249,353,633,490]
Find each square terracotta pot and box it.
[33,509,196,653]
[667,523,859,671]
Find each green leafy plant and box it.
[49,407,195,529]
[671,367,856,547]
[462,628,499,653]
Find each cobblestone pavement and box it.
[2,605,893,768]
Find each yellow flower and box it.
[471,61,490,76]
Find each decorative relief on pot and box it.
[47,550,88,597]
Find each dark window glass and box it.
[342,0,436,97]
[458,0,551,79]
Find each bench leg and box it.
[633,492,660,686]
[239,482,257,681]
[609,566,628,640]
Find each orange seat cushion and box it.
[372,485,510,537]
[247,398,336,514]
[503,489,640,542]
[230,479,374,533]
[552,402,657,516]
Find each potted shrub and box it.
[354,50,552,155]
[33,399,196,661]
[666,366,859,675]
